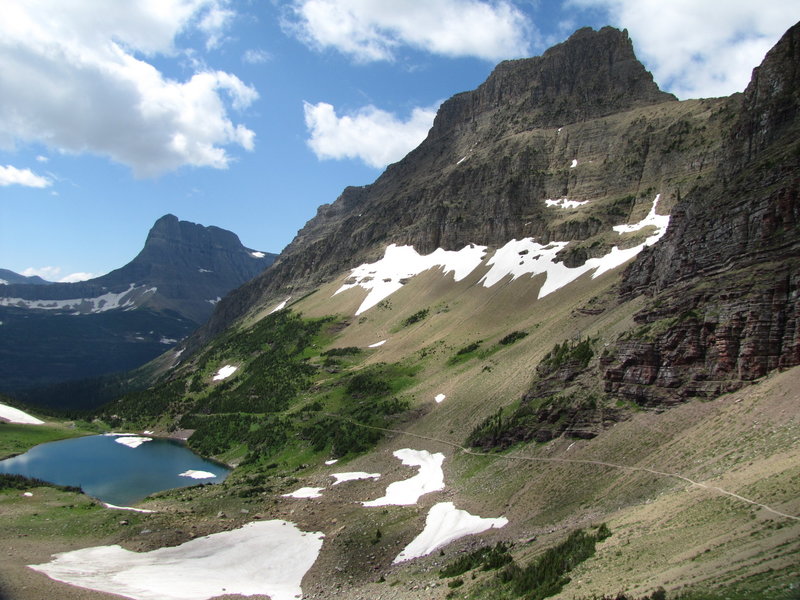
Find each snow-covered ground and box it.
[363,449,445,507]
[29,520,324,600]
[179,470,217,480]
[393,502,508,563]
[269,297,291,314]
[282,487,325,499]
[0,283,155,314]
[212,365,237,381]
[0,401,44,425]
[330,472,381,486]
[334,243,487,315]
[113,436,152,449]
[332,196,669,312]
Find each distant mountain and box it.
[0,215,277,395]
[0,268,51,286]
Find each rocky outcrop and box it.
[193,26,728,348]
[605,22,800,405]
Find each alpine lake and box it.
[0,434,230,506]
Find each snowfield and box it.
[330,472,381,485]
[113,436,152,449]
[0,402,44,425]
[29,520,324,600]
[334,243,487,315]
[393,502,508,563]
[212,365,237,381]
[179,470,217,480]
[282,487,325,499]
[0,283,156,314]
[363,449,445,507]
[334,196,669,311]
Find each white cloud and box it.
[21,266,61,281]
[19,267,98,283]
[285,0,534,62]
[0,165,51,188]
[304,101,438,168]
[59,272,98,283]
[570,0,800,98]
[35,155,48,163]
[242,49,271,64]
[0,1,257,176]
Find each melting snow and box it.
[0,284,155,313]
[198,268,212,273]
[545,198,589,209]
[251,251,266,258]
[0,279,7,285]
[179,470,217,480]
[480,195,669,298]
[334,243,487,315]
[102,503,156,514]
[434,394,446,404]
[362,449,445,507]
[368,340,386,348]
[282,487,324,499]
[159,337,178,344]
[570,159,578,168]
[324,459,338,466]
[207,297,221,305]
[269,298,290,314]
[330,472,381,486]
[29,520,324,600]
[0,402,44,425]
[114,436,152,449]
[212,365,237,381]
[23,492,33,497]
[393,502,508,563]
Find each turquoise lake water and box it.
[0,434,230,506]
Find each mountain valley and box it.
[0,22,798,600]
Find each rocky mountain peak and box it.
[429,26,675,141]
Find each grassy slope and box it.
[1,260,797,600]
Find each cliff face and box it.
[196,26,728,345]
[603,22,800,405]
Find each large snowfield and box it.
[30,521,324,600]
[0,401,44,425]
[334,195,669,312]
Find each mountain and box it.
[0,268,51,285]
[4,24,799,600]
[0,215,276,396]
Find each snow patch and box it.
[269,297,290,314]
[393,502,508,563]
[207,296,221,305]
[179,470,217,480]
[0,402,44,425]
[545,198,589,209]
[22,492,33,497]
[102,503,155,514]
[28,520,324,600]
[368,340,386,348]
[0,279,7,285]
[198,268,212,273]
[330,472,380,486]
[251,251,266,258]
[456,155,468,165]
[159,337,178,344]
[282,487,324,499]
[114,436,152,449]
[570,159,578,168]
[480,195,669,298]
[334,243,487,315]
[362,449,445,507]
[324,459,338,466]
[0,283,155,314]
[212,365,237,381]
[434,394,446,404]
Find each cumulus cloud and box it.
[304,101,438,168]
[285,0,534,62]
[21,266,98,283]
[0,1,257,176]
[0,165,51,188]
[570,0,800,98]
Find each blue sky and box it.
[1,0,798,282]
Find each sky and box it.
[1,1,798,282]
